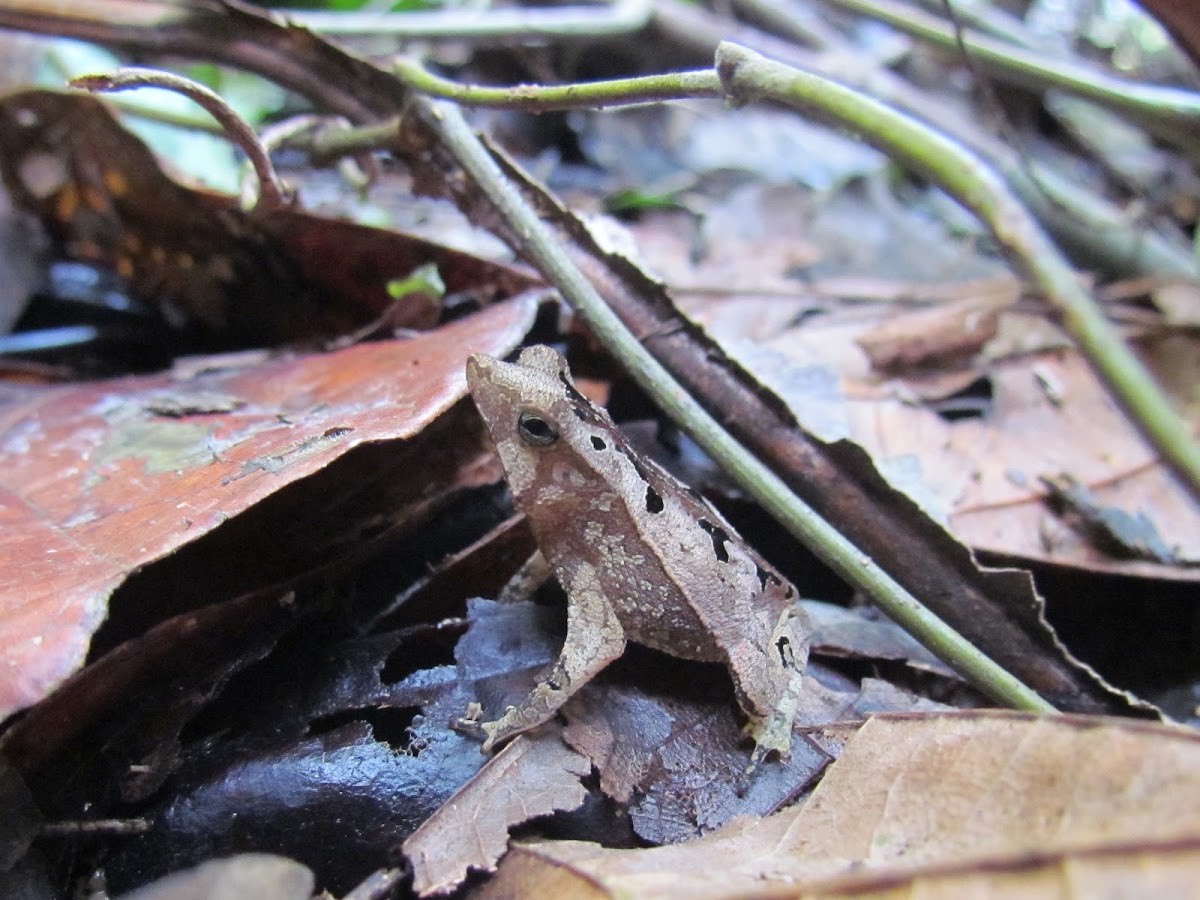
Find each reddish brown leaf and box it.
[0,295,540,716]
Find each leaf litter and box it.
[0,1,1197,897]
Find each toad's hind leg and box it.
[481,562,626,753]
[728,605,808,772]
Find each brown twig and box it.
[69,66,291,211]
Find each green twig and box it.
[414,94,1057,715]
[715,42,1200,504]
[393,57,719,111]
[388,47,1200,500]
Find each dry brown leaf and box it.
[797,842,1200,898]
[404,732,591,896]
[772,328,1199,576]
[918,347,1200,574]
[0,296,540,717]
[855,294,1008,371]
[480,711,1200,898]
[672,239,1199,578]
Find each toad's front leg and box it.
[481,562,627,753]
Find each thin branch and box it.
[69,66,291,211]
[392,57,720,110]
[39,818,150,836]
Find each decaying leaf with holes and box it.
[0,89,328,345]
[466,346,808,772]
[0,89,539,354]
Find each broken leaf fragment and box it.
[404,734,591,896]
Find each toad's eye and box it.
[518,412,558,446]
